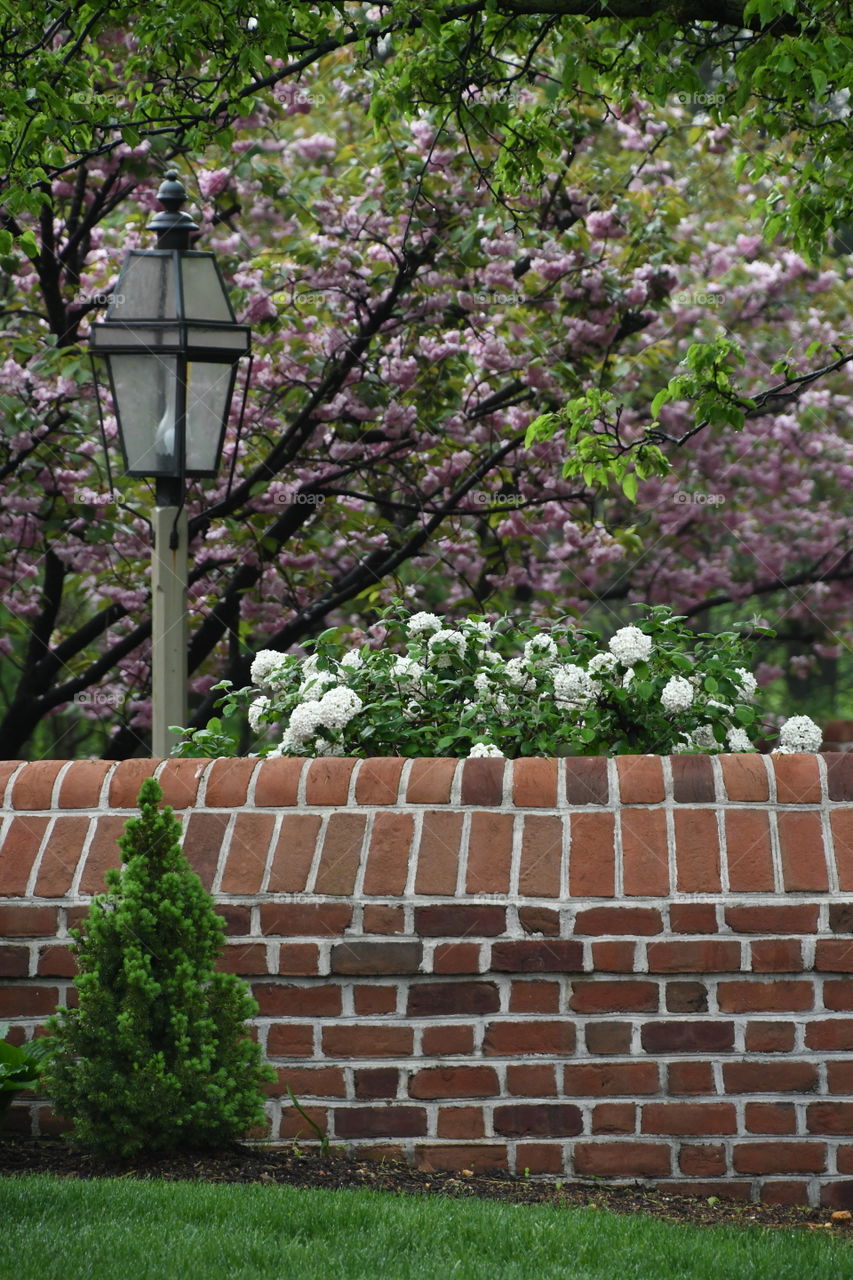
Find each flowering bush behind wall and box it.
[174,605,822,759]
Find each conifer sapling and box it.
[46,778,274,1155]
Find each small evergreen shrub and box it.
[45,778,274,1156]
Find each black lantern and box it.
[90,170,250,495]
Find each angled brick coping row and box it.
[2,753,853,1209]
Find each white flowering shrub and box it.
[172,605,823,759]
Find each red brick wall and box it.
[2,753,853,1207]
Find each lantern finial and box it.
[148,168,199,250]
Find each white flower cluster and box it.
[661,675,694,713]
[608,626,652,666]
[407,611,442,636]
[553,663,598,708]
[280,685,363,753]
[734,668,757,701]
[248,695,271,734]
[523,634,558,665]
[773,715,823,754]
[250,649,286,691]
[468,742,504,758]
[427,628,467,667]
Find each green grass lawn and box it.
[2,1175,851,1280]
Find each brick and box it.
[331,941,421,975]
[0,945,29,977]
[515,1143,565,1174]
[491,940,582,973]
[314,812,367,895]
[666,981,708,1013]
[407,981,499,1016]
[362,812,414,896]
[353,985,398,1015]
[585,1022,631,1054]
[745,1021,796,1053]
[354,758,404,805]
[723,1061,818,1093]
[180,812,230,890]
[216,943,269,976]
[0,906,57,937]
[669,756,713,803]
[816,940,853,971]
[512,758,557,807]
[778,812,828,891]
[355,1068,398,1099]
[304,758,355,806]
[725,810,774,892]
[824,981,853,1011]
[829,903,853,933]
[335,1107,426,1138]
[57,760,112,809]
[574,1142,671,1177]
[679,1144,727,1176]
[570,980,658,1013]
[280,1105,328,1139]
[494,1104,582,1138]
[641,1021,735,1053]
[460,758,504,806]
[264,1024,315,1057]
[33,816,89,896]
[591,941,636,972]
[616,756,665,804]
[667,1062,714,1094]
[266,814,322,893]
[821,1182,853,1210]
[260,903,352,936]
[107,759,158,807]
[405,759,457,804]
[621,809,669,896]
[761,1181,810,1206]
[204,758,257,807]
[436,1106,485,1139]
[275,1066,346,1097]
[323,1025,413,1057]
[801,1019,853,1051]
[414,813,463,893]
[745,1103,797,1134]
[519,815,563,897]
[0,987,59,1017]
[565,758,609,805]
[506,1064,557,1097]
[838,1148,853,1174]
[415,904,506,937]
[12,761,65,810]
[509,981,560,1013]
[0,761,21,803]
[79,815,126,894]
[834,811,853,890]
[465,812,514,895]
[156,759,209,808]
[568,812,615,897]
[733,1143,826,1175]
[592,1103,636,1134]
[278,944,320,976]
[409,1067,499,1099]
[216,904,251,935]
[826,753,853,801]
[751,939,802,972]
[518,906,560,936]
[362,905,405,935]
[415,1145,508,1175]
[253,758,303,806]
[574,907,662,936]
[642,1103,736,1136]
[421,1025,474,1056]
[220,813,275,894]
[675,810,721,894]
[564,1062,659,1096]
[725,904,819,934]
[669,903,718,934]
[432,943,482,974]
[647,940,741,973]
[720,754,769,802]
[717,981,813,1013]
[0,817,48,895]
[807,1102,853,1134]
[773,754,821,804]
[483,1019,575,1056]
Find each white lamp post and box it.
[90,170,251,757]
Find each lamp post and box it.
[90,170,251,757]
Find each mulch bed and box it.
[1,1137,851,1241]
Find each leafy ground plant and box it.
[44,778,274,1155]
[0,1027,54,1124]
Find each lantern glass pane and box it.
[91,325,181,351]
[180,255,234,322]
[108,353,178,476]
[186,361,233,473]
[184,324,250,355]
[108,253,177,320]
